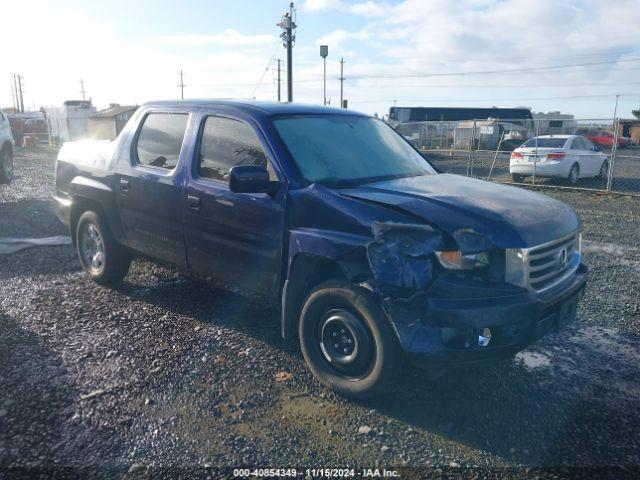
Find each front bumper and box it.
[53,194,72,226]
[386,263,588,366]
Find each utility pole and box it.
[10,85,16,111]
[79,79,87,101]
[17,74,24,113]
[278,3,296,102]
[178,70,185,100]
[339,58,346,108]
[12,75,19,111]
[607,94,621,193]
[275,59,282,102]
[320,46,328,105]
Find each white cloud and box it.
[148,29,276,47]
[302,0,392,17]
[317,28,372,49]
[349,1,393,18]
[301,0,345,12]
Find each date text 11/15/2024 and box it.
[232,468,401,478]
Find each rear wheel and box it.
[299,281,403,398]
[0,148,14,184]
[567,163,579,185]
[598,159,608,180]
[511,174,525,183]
[76,210,131,286]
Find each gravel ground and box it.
[1,149,639,478]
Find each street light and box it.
[320,45,328,106]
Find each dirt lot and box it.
[1,149,640,478]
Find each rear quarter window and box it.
[135,113,188,170]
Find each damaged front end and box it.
[364,221,587,366]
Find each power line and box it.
[189,65,640,90]
[349,81,640,89]
[350,92,639,105]
[249,39,282,99]
[274,59,282,101]
[346,57,640,81]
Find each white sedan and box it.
[509,135,608,185]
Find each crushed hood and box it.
[340,174,580,252]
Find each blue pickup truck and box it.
[54,100,587,397]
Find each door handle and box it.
[187,195,201,211]
[119,178,130,192]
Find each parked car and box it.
[0,108,15,184]
[579,129,632,149]
[54,101,587,398]
[510,135,609,185]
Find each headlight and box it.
[435,250,490,270]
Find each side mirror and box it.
[229,165,279,194]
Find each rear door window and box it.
[135,113,188,170]
[582,137,597,151]
[572,137,587,150]
[197,116,274,182]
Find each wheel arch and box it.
[1,140,13,156]
[281,253,357,340]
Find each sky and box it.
[2,0,640,118]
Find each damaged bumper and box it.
[385,263,588,366]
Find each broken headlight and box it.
[435,250,490,270]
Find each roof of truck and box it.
[142,99,367,116]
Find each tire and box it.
[598,160,608,180]
[0,147,14,184]
[76,210,131,286]
[567,163,579,185]
[299,281,403,398]
[511,174,525,183]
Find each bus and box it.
[388,106,533,125]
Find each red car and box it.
[583,130,632,148]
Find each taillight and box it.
[547,152,566,160]
[511,152,523,159]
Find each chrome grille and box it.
[526,233,580,292]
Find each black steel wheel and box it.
[299,281,402,398]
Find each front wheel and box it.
[76,210,131,286]
[299,281,403,398]
[511,174,525,183]
[0,148,14,184]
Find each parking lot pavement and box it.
[1,149,640,476]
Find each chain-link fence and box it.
[394,118,640,196]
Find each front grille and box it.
[526,233,580,292]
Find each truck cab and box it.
[54,100,587,398]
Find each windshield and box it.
[521,137,567,148]
[273,115,436,187]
